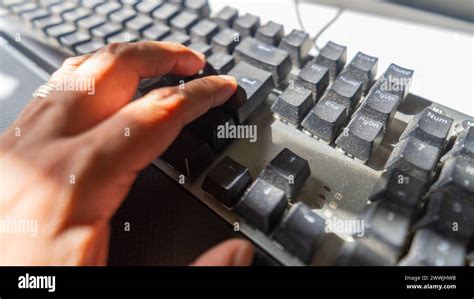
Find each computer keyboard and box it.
[1,0,473,266]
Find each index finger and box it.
[48,41,206,135]
[74,41,206,81]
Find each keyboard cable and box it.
[294,0,343,51]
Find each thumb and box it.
[191,239,254,266]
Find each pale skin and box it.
[0,41,254,266]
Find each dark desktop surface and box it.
[109,164,280,266]
[108,164,238,266]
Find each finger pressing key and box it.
[36,42,207,136]
[83,75,237,173]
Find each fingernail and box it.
[191,49,206,61]
[219,75,237,84]
[219,75,238,94]
[232,242,254,266]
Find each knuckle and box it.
[198,76,218,90]
[146,87,166,99]
[100,42,130,59]
[194,77,219,106]
[146,86,179,101]
[63,57,78,66]
[161,41,182,52]
[142,88,186,124]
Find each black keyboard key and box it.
[120,0,139,6]
[125,15,153,33]
[430,157,474,195]
[340,51,378,92]
[335,113,384,162]
[135,0,164,15]
[313,41,347,81]
[184,0,210,17]
[335,242,393,266]
[385,137,441,182]
[233,13,260,39]
[271,85,312,126]
[357,88,401,129]
[162,31,191,45]
[301,98,347,143]
[77,15,107,31]
[45,23,76,40]
[160,129,213,180]
[20,8,50,22]
[94,1,121,16]
[59,31,91,49]
[188,41,212,57]
[443,126,474,161]
[143,23,170,40]
[41,0,67,7]
[278,29,312,67]
[259,148,310,199]
[109,7,135,24]
[170,11,199,34]
[399,229,466,266]
[360,201,411,260]
[211,28,240,54]
[49,1,78,15]
[152,3,180,25]
[202,156,252,208]
[297,60,329,100]
[107,30,139,43]
[330,73,363,108]
[137,77,162,93]
[206,52,235,75]
[91,22,122,40]
[272,202,325,264]
[370,168,427,209]
[143,74,198,90]
[317,91,347,118]
[81,0,105,10]
[413,191,474,243]
[190,19,219,43]
[400,107,453,148]
[375,63,414,99]
[189,109,235,152]
[235,178,287,234]
[63,7,89,23]
[234,37,291,85]
[255,21,284,46]
[75,39,105,55]
[214,5,238,29]
[225,62,273,124]
[40,0,62,5]
[33,15,63,31]
[10,2,37,15]
[415,189,474,242]
[3,0,27,10]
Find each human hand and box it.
[0,41,253,266]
